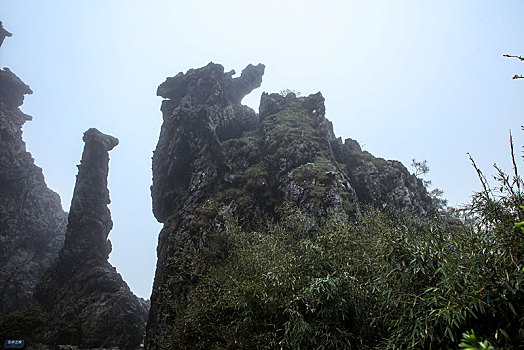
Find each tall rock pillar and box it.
[36,128,148,350]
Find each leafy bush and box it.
[167,200,523,348]
[0,305,49,344]
[459,330,495,350]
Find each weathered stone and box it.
[148,63,266,347]
[36,128,148,350]
[146,63,433,348]
[0,28,67,314]
[345,138,362,152]
[152,62,265,223]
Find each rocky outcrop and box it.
[0,21,12,48]
[36,128,148,350]
[0,28,67,313]
[146,63,433,348]
[151,63,265,223]
[330,139,433,212]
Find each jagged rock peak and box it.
[157,62,265,105]
[151,63,264,223]
[0,21,12,48]
[0,68,33,115]
[0,29,67,313]
[0,22,32,121]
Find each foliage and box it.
[0,303,84,346]
[165,131,524,349]
[411,158,430,179]
[262,99,324,162]
[411,158,450,212]
[459,330,495,350]
[0,305,49,344]
[466,131,524,262]
[278,89,302,97]
[167,197,522,349]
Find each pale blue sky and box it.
[1,1,523,298]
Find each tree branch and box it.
[503,54,524,61]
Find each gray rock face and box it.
[148,63,266,347]
[146,63,433,348]
[0,32,67,313]
[330,139,433,213]
[36,128,148,350]
[152,62,265,223]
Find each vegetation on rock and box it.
[162,136,524,349]
[166,196,522,349]
[147,63,443,348]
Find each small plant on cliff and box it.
[278,89,301,97]
[411,158,450,212]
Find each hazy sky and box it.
[1,1,523,298]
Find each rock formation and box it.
[0,21,12,48]
[36,128,148,349]
[146,63,433,348]
[0,26,67,314]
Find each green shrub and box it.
[167,195,523,349]
[0,305,49,344]
[459,330,495,350]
